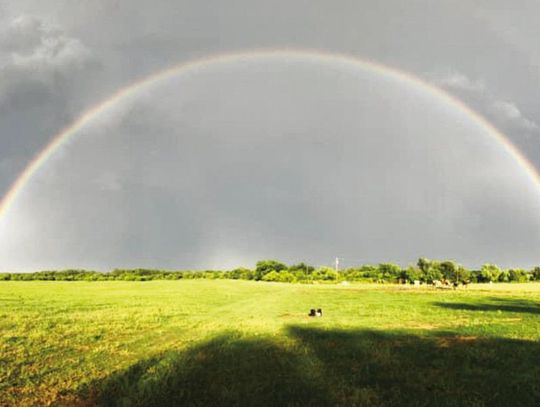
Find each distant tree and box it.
[498,270,510,283]
[289,262,314,274]
[401,266,421,283]
[417,258,432,274]
[312,266,338,281]
[378,263,401,282]
[417,258,442,283]
[508,269,529,283]
[229,267,254,280]
[439,261,458,281]
[360,265,380,281]
[455,266,471,283]
[343,268,363,282]
[438,261,470,284]
[479,264,501,283]
[255,260,288,280]
[288,263,314,282]
[532,267,540,281]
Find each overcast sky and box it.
[1,1,540,271]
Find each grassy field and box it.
[1,280,540,406]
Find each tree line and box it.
[1,258,540,284]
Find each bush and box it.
[255,260,288,280]
[508,269,529,283]
[417,258,442,284]
[228,268,254,280]
[312,266,338,281]
[344,265,380,282]
[288,263,314,281]
[1,259,538,284]
[401,267,421,283]
[439,261,458,281]
[455,266,471,283]
[532,267,540,281]
[289,263,314,274]
[498,270,510,283]
[378,263,401,282]
[478,264,501,283]
[261,271,296,283]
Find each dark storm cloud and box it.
[0,13,98,197]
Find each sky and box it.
[1,1,540,271]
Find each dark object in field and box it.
[309,308,323,317]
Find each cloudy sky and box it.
[1,1,540,271]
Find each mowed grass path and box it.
[1,281,540,406]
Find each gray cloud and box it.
[435,72,485,93]
[0,13,98,198]
[0,15,92,94]
[491,101,539,132]
[1,58,540,271]
[2,1,540,271]
[433,71,539,135]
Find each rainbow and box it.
[1,48,540,223]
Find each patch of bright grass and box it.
[1,281,540,406]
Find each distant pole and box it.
[335,257,339,281]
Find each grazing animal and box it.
[309,308,323,317]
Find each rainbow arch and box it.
[1,48,539,223]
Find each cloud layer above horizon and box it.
[2,0,540,270]
[1,57,540,270]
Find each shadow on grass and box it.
[75,333,330,407]
[434,298,540,315]
[73,327,540,407]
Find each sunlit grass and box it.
[1,281,540,406]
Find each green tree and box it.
[378,263,401,282]
[255,260,288,280]
[455,266,471,283]
[508,269,529,283]
[289,262,314,274]
[417,258,432,274]
[288,263,314,281]
[401,266,421,283]
[228,267,254,280]
[417,258,442,283]
[439,261,458,281]
[498,270,510,282]
[439,261,470,284]
[479,264,501,283]
[312,266,338,281]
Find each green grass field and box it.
[1,280,540,406]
